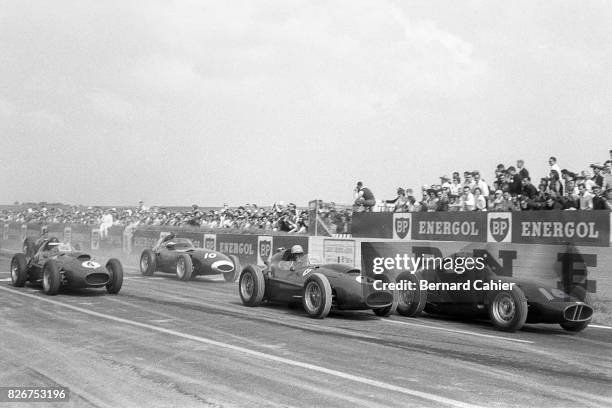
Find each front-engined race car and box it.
[238,246,397,319]
[393,262,593,332]
[139,235,241,282]
[11,237,123,296]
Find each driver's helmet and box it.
[45,237,60,252]
[290,245,304,262]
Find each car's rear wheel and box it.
[396,271,427,317]
[560,286,591,333]
[106,258,124,294]
[372,274,398,317]
[10,253,28,287]
[487,286,528,332]
[303,273,332,319]
[42,260,61,296]
[239,265,266,306]
[176,254,193,281]
[140,249,156,276]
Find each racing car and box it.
[393,259,593,332]
[238,245,397,319]
[139,234,241,282]
[11,237,123,296]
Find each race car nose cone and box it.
[212,260,234,274]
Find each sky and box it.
[0,0,610,207]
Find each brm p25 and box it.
[371,254,485,275]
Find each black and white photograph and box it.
[1,1,611,407]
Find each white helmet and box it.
[290,245,304,254]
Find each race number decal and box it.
[82,261,101,269]
[302,268,313,276]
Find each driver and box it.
[154,232,176,251]
[289,244,306,265]
[36,237,60,261]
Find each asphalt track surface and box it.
[0,254,611,408]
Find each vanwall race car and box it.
[11,236,123,296]
[392,258,593,332]
[139,234,241,282]
[238,245,398,319]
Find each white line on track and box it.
[589,324,612,330]
[384,317,535,344]
[0,285,483,408]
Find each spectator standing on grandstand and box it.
[489,190,504,210]
[521,177,538,199]
[439,175,452,190]
[591,164,604,188]
[463,172,476,191]
[592,186,607,209]
[472,171,490,197]
[353,181,376,212]
[604,188,612,210]
[424,189,439,212]
[578,183,593,210]
[548,169,564,196]
[517,160,529,180]
[436,190,449,211]
[385,188,408,212]
[506,166,522,195]
[602,163,612,191]
[549,156,562,176]
[494,164,506,184]
[459,186,475,211]
[473,187,487,211]
[449,176,462,196]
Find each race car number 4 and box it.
[82,261,101,268]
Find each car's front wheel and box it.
[140,249,156,276]
[106,258,124,294]
[176,254,193,281]
[11,253,28,287]
[303,273,332,319]
[239,265,266,306]
[396,271,427,317]
[372,274,398,317]
[42,260,61,296]
[487,286,528,332]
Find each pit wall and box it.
[2,220,610,302]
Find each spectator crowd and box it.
[381,152,612,213]
[0,201,310,234]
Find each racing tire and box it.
[23,237,36,260]
[176,254,193,281]
[140,249,156,276]
[42,259,61,296]
[396,271,427,317]
[372,274,399,317]
[239,265,266,306]
[560,286,591,333]
[10,253,28,287]
[487,285,528,332]
[106,258,124,294]
[302,273,332,319]
[224,255,241,283]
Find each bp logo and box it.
[394,217,410,239]
[259,239,272,260]
[489,217,510,242]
